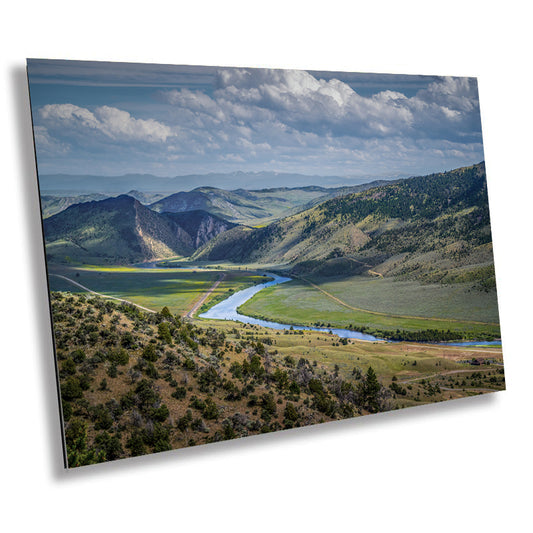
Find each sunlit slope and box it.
[194,162,495,287]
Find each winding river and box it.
[199,272,502,347]
[201,274,381,341]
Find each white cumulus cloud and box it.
[39,104,173,142]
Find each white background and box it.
[1,2,531,531]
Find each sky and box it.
[27,59,485,179]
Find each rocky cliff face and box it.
[162,210,237,249]
[43,197,236,263]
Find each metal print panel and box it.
[27,59,504,468]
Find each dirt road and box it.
[298,276,498,327]
[185,273,226,318]
[49,273,156,313]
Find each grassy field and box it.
[306,274,500,323]
[238,277,500,337]
[48,265,267,316]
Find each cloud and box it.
[31,65,484,177]
[33,126,69,154]
[39,104,174,142]
[160,68,480,144]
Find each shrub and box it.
[121,332,136,349]
[126,431,146,457]
[284,402,299,423]
[107,363,118,378]
[95,431,123,461]
[61,358,77,376]
[142,343,158,362]
[152,403,169,422]
[202,398,219,420]
[71,349,86,364]
[61,377,83,401]
[108,349,129,366]
[171,387,187,400]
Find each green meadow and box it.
[47,265,266,316]
[238,277,500,337]
[305,274,500,323]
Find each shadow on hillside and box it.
[11,64,67,474]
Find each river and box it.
[199,272,502,346]
[200,274,381,341]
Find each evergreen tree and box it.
[362,366,381,413]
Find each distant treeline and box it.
[356,325,496,343]
[240,310,497,343]
[319,163,488,224]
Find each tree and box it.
[65,418,104,466]
[61,377,83,401]
[284,402,299,423]
[158,322,173,345]
[361,366,381,413]
[160,306,172,319]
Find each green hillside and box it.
[194,163,495,287]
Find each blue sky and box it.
[27,59,484,178]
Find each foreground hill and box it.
[195,163,495,287]
[52,291,504,466]
[43,196,234,263]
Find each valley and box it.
[41,162,504,464]
[44,162,500,342]
[238,275,500,340]
[47,264,270,317]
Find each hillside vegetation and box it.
[52,293,394,466]
[52,291,504,466]
[195,163,495,288]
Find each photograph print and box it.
[27,59,504,468]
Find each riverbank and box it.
[199,272,502,346]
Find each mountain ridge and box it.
[38,170,404,194]
[43,195,235,264]
[193,162,494,287]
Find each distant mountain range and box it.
[38,170,403,194]
[40,190,166,219]
[149,181,392,225]
[42,163,495,288]
[42,181,395,225]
